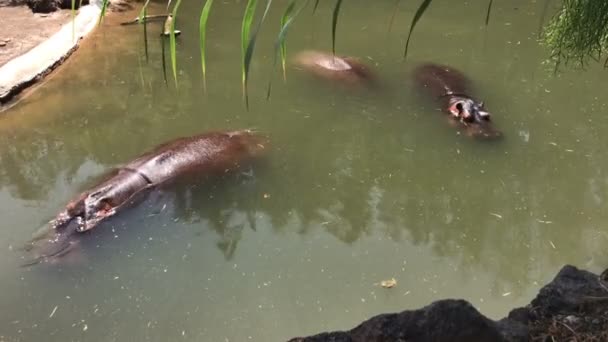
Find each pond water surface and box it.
[1,0,608,341]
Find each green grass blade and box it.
[199,0,214,93]
[388,0,402,32]
[331,0,343,55]
[267,0,310,100]
[138,0,151,21]
[137,0,152,62]
[241,0,258,105]
[142,7,149,62]
[160,30,168,85]
[312,0,319,14]
[537,0,552,39]
[280,0,297,80]
[170,0,182,87]
[403,0,432,59]
[98,0,109,25]
[243,0,272,108]
[71,0,75,42]
[485,0,493,26]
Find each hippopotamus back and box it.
[126,130,266,185]
[413,63,471,99]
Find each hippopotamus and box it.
[413,63,502,139]
[292,50,376,87]
[22,129,267,266]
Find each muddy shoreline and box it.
[0,0,135,108]
[289,265,608,342]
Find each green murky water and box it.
[1,0,608,340]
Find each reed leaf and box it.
[169,0,182,87]
[331,0,343,55]
[241,0,258,103]
[388,0,402,33]
[279,0,297,79]
[98,0,109,25]
[136,0,152,62]
[267,0,310,99]
[485,0,493,26]
[312,0,319,14]
[160,30,168,85]
[71,0,75,41]
[199,0,214,92]
[243,0,272,107]
[538,0,552,38]
[138,0,151,22]
[403,0,432,59]
[143,7,149,62]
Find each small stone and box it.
[592,318,600,325]
[563,315,579,325]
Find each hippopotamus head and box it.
[447,96,502,139]
[53,171,148,233]
[49,189,111,233]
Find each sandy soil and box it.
[0,3,72,67]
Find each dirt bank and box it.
[0,0,137,108]
[289,265,608,342]
[0,4,71,67]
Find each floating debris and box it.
[489,212,503,219]
[378,278,397,289]
[49,306,58,318]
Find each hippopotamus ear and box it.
[477,110,491,121]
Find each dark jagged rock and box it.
[289,265,608,342]
[25,0,88,13]
[289,300,525,342]
[528,265,606,317]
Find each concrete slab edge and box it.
[0,0,103,106]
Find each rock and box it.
[288,300,523,342]
[564,315,580,325]
[289,265,608,342]
[26,0,59,13]
[528,265,607,319]
[26,0,89,13]
[108,0,133,13]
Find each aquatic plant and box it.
[542,0,608,68]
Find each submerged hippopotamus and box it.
[23,129,267,266]
[413,63,502,139]
[292,50,376,87]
